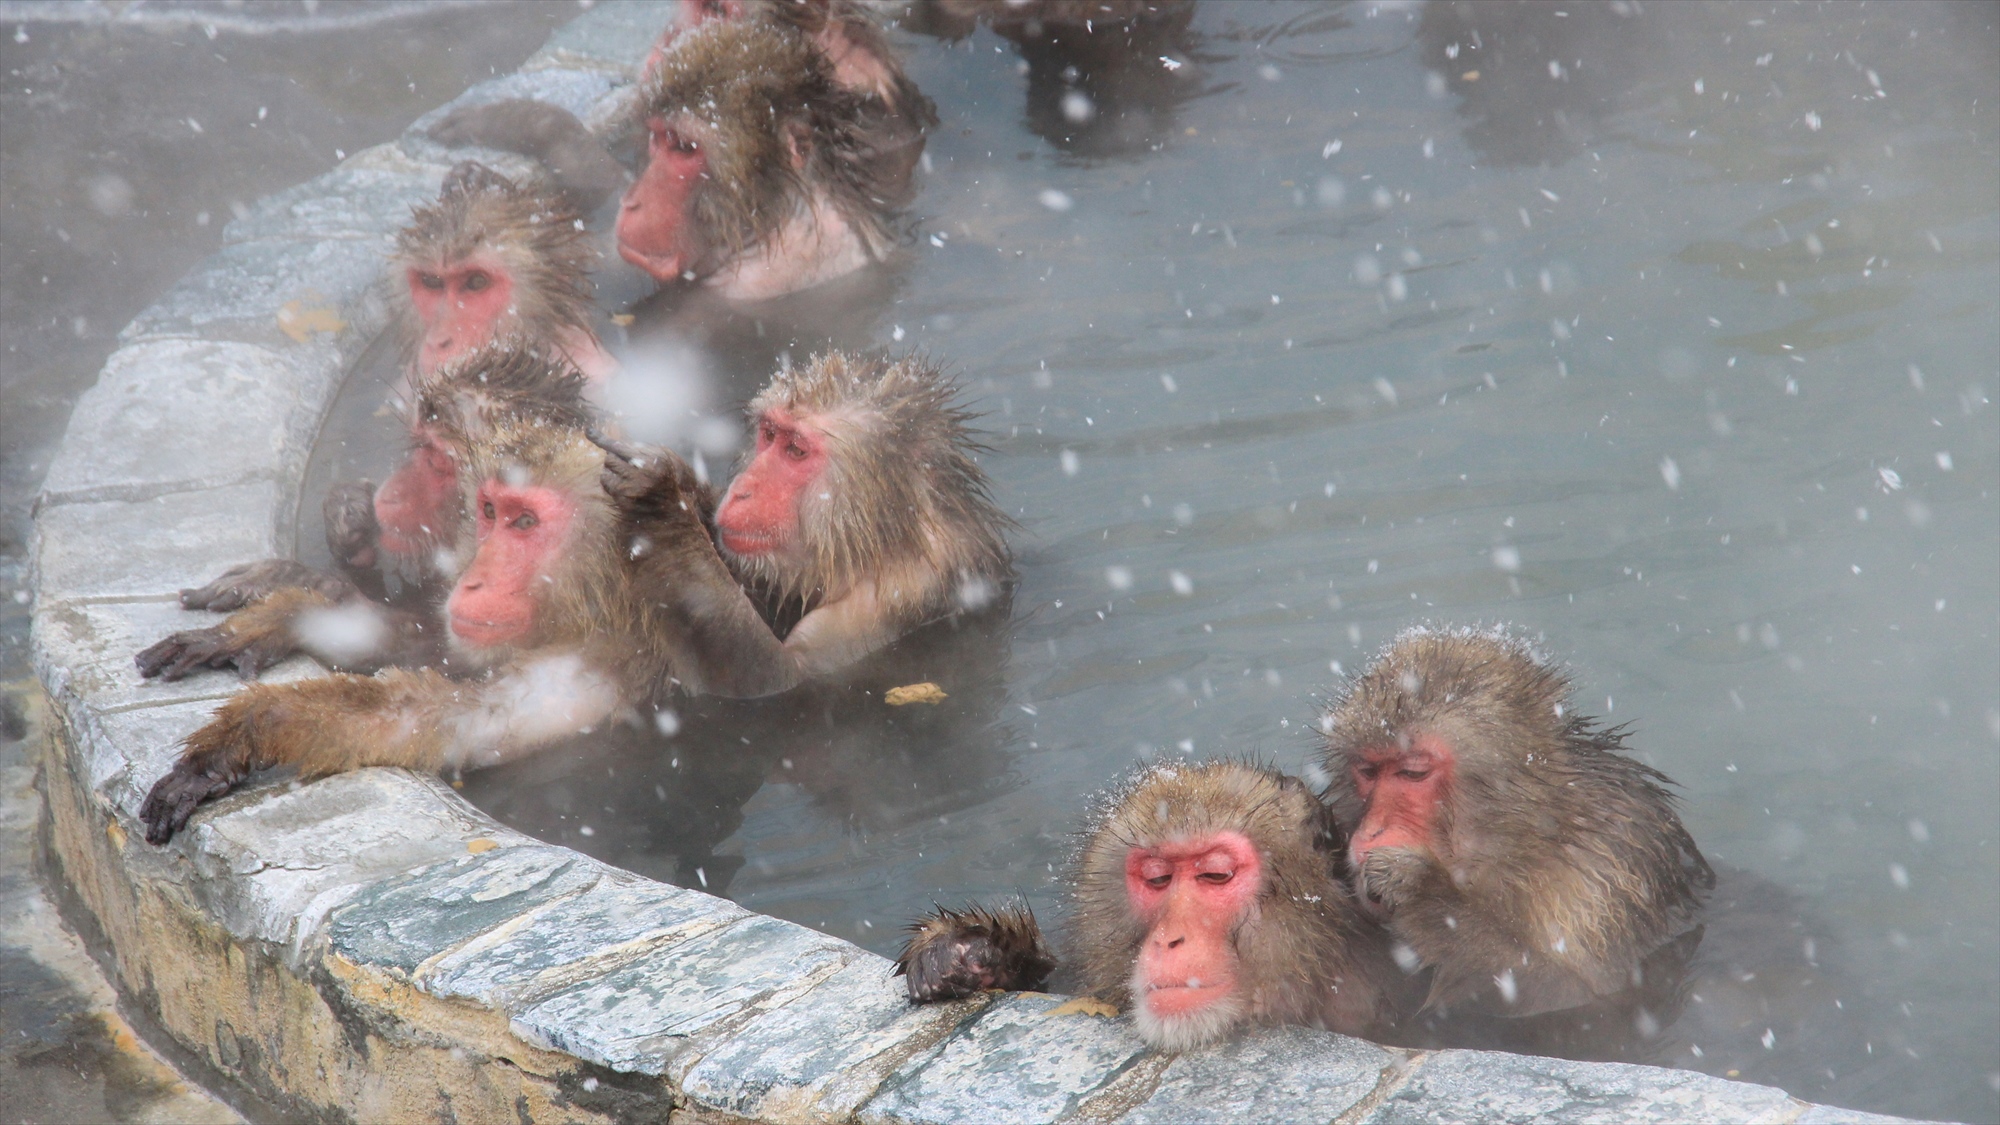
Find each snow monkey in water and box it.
[898,760,1402,1050]
[1318,626,1712,1021]
[140,348,1014,843]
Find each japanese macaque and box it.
[1319,627,1713,1020]
[165,164,615,620]
[616,19,927,299]
[898,761,1399,1051]
[398,160,614,383]
[137,350,784,846]
[137,345,597,683]
[607,350,1013,684]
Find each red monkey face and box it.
[373,434,459,559]
[445,480,574,649]
[407,256,518,375]
[1346,732,1454,918]
[615,117,710,282]
[714,406,827,559]
[1125,830,1262,1050]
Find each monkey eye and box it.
[1145,874,1172,890]
[785,440,809,461]
[511,511,539,531]
[1355,763,1381,781]
[482,500,496,520]
[1396,767,1432,782]
[418,272,445,291]
[463,270,491,292]
[1196,871,1233,885]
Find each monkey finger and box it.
[585,427,646,464]
[140,767,234,845]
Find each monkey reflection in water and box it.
[902,628,1864,1092]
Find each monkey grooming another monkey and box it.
[898,761,1399,1050]
[1319,626,1713,1021]
[603,349,1014,687]
[137,347,798,845]
[616,19,917,299]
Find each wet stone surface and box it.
[1120,1027,1399,1125]
[859,993,1151,1125]
[1363,1049,1802,1125]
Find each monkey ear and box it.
[783,121,814,171]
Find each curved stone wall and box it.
[27,4,1920,1122]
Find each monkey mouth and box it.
[1142,978,1233,1017]
[616,239,688,283]
[448,612,530,648]
[717,528,779,555]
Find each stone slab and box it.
[1117,1027,1396,1124]
[419,866,750,1010]
[859,993,1150,1125]
[32,598,323,718]
[223,166,444,245]
[40,339,323,502]
[677,954,980,1123]
[526,1,677,73]
[511,914,851,1076]
[328,845,602,976]
[1361,1049,1800,1125]
[1793,1104,1936,1124]
[118,236,387,356]
[181,769,503,952]
[31,482,283,602]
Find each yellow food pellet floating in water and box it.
[884,682,948,706]
[466,838,499,854]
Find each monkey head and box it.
[1318,626,1711,1014]
[712,352,1011,616]
[397,162,595,376]
[374,344,593,573]
[442,410,623,664]
[1070,760,1384,1051]
[617,20,867,284]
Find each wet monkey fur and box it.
[604,350,1015,689]
[616,19,923,298]
[166,163,614,621]
[137,345,596,684]
[1319,627,1713,1019]
[137,350,789,845]
[898,761,1399,1051]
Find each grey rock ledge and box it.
[26,4,1930,1123]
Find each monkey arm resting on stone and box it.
[139,652,625,844]
[135,587,441,683]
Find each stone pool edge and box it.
[22,4,1922,1123]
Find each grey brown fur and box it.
[1319,626,1713,1016]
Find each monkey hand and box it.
[1358,846,1436,919]
[323,479,381,572]
[139,716,263,844]
[135,620,295,683]
[895,904,1056,1002]
[179,559,352,613]
[593,432,701,524]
